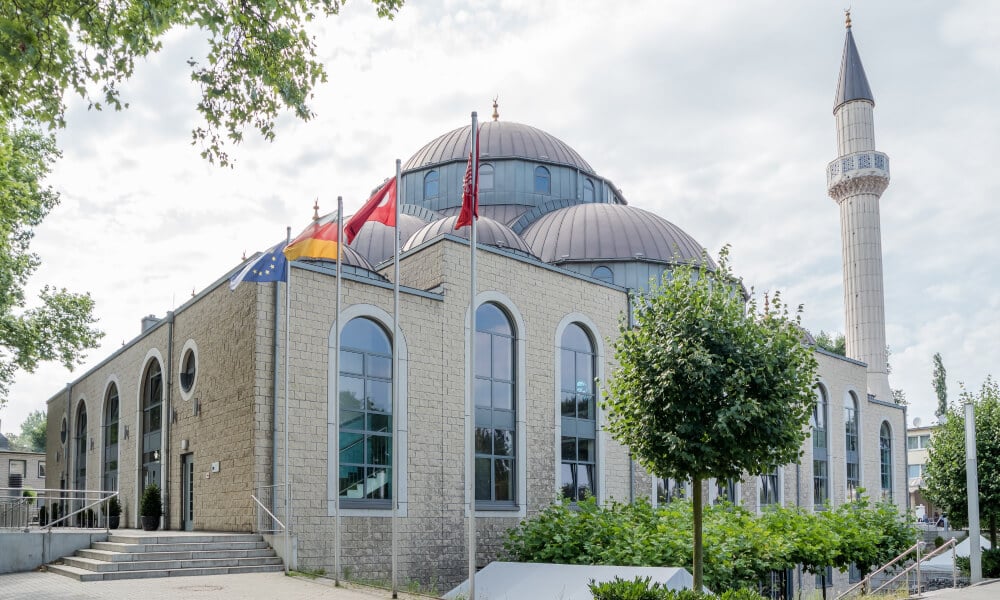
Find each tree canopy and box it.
[932,353,947,418]
[924,376,1000,544]
[814,330,845,356]
[6,409,46,452]
[602,248,819,590]
[1,0,403,166]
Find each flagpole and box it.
[334,197,344,586]
[283,226,291,575]
[466,110,479,600]
[391,159,401,598]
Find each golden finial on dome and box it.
[312,199,320,221]
[492,96,499,121]
[241,250,247,261]
[845,8,852,29]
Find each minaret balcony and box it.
[826,151,890,193]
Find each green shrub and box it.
[934,535,945,548]
[981,548,1000,578]
[956,556,970,576]
[107,495,121,517]
[589,576,669,600]
[141,484,162,518]
[22,487,37,505]
[718,590,767,600]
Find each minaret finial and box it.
[241,250,247,261]
[845,8,851,29]
[492,96,499,122]
[312,199,320,222]
[191,287,196,298]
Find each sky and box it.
[3,0,998,436]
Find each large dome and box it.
[403,120,595,174]
[403,215,535,257]
[520,203,713,267]
[348,214,427,266]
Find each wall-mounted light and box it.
[193,398,201,417]
[90,438,95,450]
[123,425,129,440]
[171,408,178,424]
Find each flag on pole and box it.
[229,242,289,290]
[284,212,340,261]
[455,127,481,230]
[344,178,397,244]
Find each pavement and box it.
[0,570,438,600]
[920,580,1000,600]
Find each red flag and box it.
[455,129,480,230]
[344,178,397,244]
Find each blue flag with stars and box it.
[229,241,288,290]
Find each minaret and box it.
[827,12,892,401]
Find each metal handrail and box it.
[869,538,958,596]
[1,487,118,531]
[46,490,119,532]
[251,494,285,530]
[834,538,959,600]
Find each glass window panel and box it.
[560,349,576,391]
[475,332,491,376]
[340,377,365,411]
[343,318,391,354]
[577,394,594,421]
[479,164,494,190]
[494,459,513,501]
[562,324,591,353]
[340,432,364,464]
[367,380,391,413]
[907,436,918,450]
[368,355,391,379]
[575,353,593,394]
[365,466,390,499]
[340,465,365,498]
[534,166,550,195]
[494,429,513,456]
[561,464,575,500]
[367,435,391,466]
[561,393,576,418]
[477,304,511,335]
[340,410,365,430]
[492,381,513,410]
[561,437,576,462]
[475,458,491,500]
[583,179,595,202]
[475,378,491,408]
[341,351,364,375]
[367,413,391,433]
[424,170,439,198]
[577,439,595,462]
[578,465,594,500]
[475,428,493,454]
[493,336,512,379]
[591,266,613,284]
[149,406,161,430]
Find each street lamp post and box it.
[965,401,982,584]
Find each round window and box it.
[180,348,196,393]
[60,417,68,445]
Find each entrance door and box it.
[181,454,194,531]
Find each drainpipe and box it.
[272,284,281,495]
[902,405,910,511]
[163,311,175,528]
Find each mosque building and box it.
[43,15,904,596]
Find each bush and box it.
[934,536,945,548]
[141,484,162,518]
[587,577,767,600]
[22,487,37,505]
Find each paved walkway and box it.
[920,580,1000,600]
[0,570,437,600]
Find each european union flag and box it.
[229,241,288,290]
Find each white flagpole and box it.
[283,226,291,575]
[466,110,479,600]
[391,159,401,598]
[334,197,344,586]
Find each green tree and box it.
[1,0,403,166]
[924,376,1000,545]
[602,248,818,591]
[13,409,47,452]
[0,118,103,408]
[933,353,948,418]
[814,330,845,356]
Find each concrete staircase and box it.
[48,532,284,581]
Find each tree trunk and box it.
[822,572,828,600]
[693,476,703,592]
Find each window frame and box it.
[103,380,120,492]
[478,163,494,191]
[423,170,439,199]
[558,322,598,503]
[880,421,893,500]
[533,166,551,195]
[845,391,860,500]
[474,302,517,509]
[812,384,829,509]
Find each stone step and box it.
[108,533,262,545]
[63,555,282,572]
[78,547,276,562]
[92,540,269,553]
[50,563,283,582]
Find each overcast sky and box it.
[3,1,998,436]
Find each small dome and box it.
[403,216,535,257]
[298,244,378,272]
[404,120,595,173]
[348,214,427,266]
[520,203,713,267]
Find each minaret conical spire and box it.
[834,13,874,113]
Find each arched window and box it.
[475,303,516,506]
[479,163,494,191]
[141,360,163,489]
[583,179,595,202]
[591,266,613,285]
[74,401,88,495]
[812,385,829,508]
[423,170,439,199]
[339,317,393,506]
[560,323,596,502]
[103,384,119,491]
[533,166,550,195]
[880,422,893,499]
[845,392,860,499]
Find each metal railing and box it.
[0,487,119,532]
[834,537,958,600]
[252,482,291,574]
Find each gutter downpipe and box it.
[902,405,910,512]
[48,382,73,564]
[163,311,175,529]
[272,282,281,500]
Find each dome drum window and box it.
[534,166,551,195]
[423,170,439,199]
[479,164,494,191]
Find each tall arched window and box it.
[141,360,163,489]
[533,166,551,195]
[560,323,596,502]
[423,170,439,199]
[479,163,494,191]
[845,392,860,499]
[339,317,393,506]
[880,422,893,499]
[74,401,88,494]
[103,385,119,491]
[583,179,595,202]
[475,303,516,506]
[812,385,829,509]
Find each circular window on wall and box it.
[178,339,199,400]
